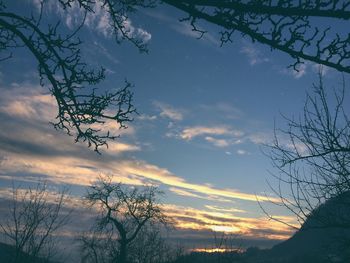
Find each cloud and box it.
[0,187,84,210]
[247,132,272,145]
[144,9,219,47]
[281,61,332,79]
[120,18,152,42]
[291,63,307,79]
[169,187,233,203]
[200,102,243,120]
[0,187,295,248]
[32,0,151,43]
[180,126,243,141]
[171,22,219,46]
[205,136,230,148]
[0,81,294,246]
[240,41,269,66]
[0,145,294,246]
[0,129,277,203]
[169,187,204,198]
[92,41,120,65]
[137,114,157,121]
[153,101,183,121]
[236,149,248,155]
[311,64,330,76]
[0,84,56,121]
[0,128,274,206]
[164,204,296,240]
[0,84,137,154]
[205,205,246,214]
[116,161,276,202]
[104,142,141,153]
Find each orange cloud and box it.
[163,204,296,240]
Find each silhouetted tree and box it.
[0,0,156,152]
[80,228,118,263]
[80,225,179,263]
[0,182,70,263]
[128,224,178,263]
[84,175,169,263]
[164,0,350,74]
[263,72,350,229]
[211,231,242,263]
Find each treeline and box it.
[0,176,183,263]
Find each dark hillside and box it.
[242,192,350,262]
[0,242,57,263]
[170,192,350,263]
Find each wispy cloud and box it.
[169,187,204,198]
[0,81,294,245]
[118,161,276,202]
[240,41,269,66]
[169,187,233,203]
[205,205,246,214]
[205,136,230,148]
[291,63,307,79]
[92,41,120,65]
[171,22,219,46]
[144,9,219,47]
[104,142,141,153]
[0,85,56,121]
[32,0,151,43]
[153,101,184,121]
[200,102,243,120]
[0,146,280,203]
[137,114,157,121]
[0,85,275,203]
[180,126,243,141]
[0,187,295,243]
[179,126,244,148]
[282,62,330,79]
[247,132,272,145]
[236,149,248,155]
[164,204,296,240]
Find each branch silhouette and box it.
[163,0,350,73]
[0,1,156,152]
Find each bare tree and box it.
[80,229,118,263]
[80,224,177,263]
[211,231,242,263]
[0,0,157,152]
[84,175,169,263]
[163,0,350,74]
[263,72,350,229]
[0,182,71,263]
[127,224,174,263]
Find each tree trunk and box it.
[119,240,128,263]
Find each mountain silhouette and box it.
[244,192,350,262]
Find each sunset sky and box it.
[0,0,348,253]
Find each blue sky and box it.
[0,0,348,253]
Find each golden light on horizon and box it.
[164,203,296,240]
[210,225,240,233]
[191,248,243,253]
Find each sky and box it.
[0,0,348,257]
